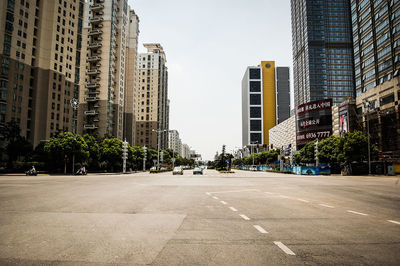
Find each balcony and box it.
[85,96,100,102]
[88,42,102,49]
[88,29,103,36]
[86,69,101,75]
[90,17,103,24]
[86,82,100,88]
[84,110,99,116]
[84,124,98,129]
[90,4,104,11]
[87,56,101,62]
[86,90,100,95]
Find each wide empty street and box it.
[0,170,399,265]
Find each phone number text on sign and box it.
[297,130,332,143]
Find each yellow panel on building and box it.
[261,61,276,144]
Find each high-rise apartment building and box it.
[0,0,84,147]
[291,0,354,107]
[242,61,279,146]
[276,67,291,124]
[351,0,400,157]
[135,43,169,150]
[78,0,137,140]
[123,10,139,145]
[181,143,190,159]
[168,129,181,155]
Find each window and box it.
[250,133,262,144]
[250,120,262,131]
[380,93,394,106]
[250,94,261,105]
[249,68,260,79]
[249,81,261,92]
[250,107,261,118]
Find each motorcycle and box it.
[75,168,87,175]
[26,170,38,176]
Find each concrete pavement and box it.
[0,169,399,265]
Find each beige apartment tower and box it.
[135,43,169,150]
[0,0,84,147]
[123,10,139,145]
[78,0,139,141]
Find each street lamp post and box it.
[364,101,371,175]
[250,141,258,166]
[70,98,79,175]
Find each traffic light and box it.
[143,146,147,159]
[122,140,128,160]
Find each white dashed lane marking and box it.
[253,225,268,234]
[297,198,309,203]
[229,207,238,212]
[347,210,368,216]
[239,214,250,220]
[319,204,334,208]
[220,201,227,205]
[274,241,296,255]
[205,192,211,196]
[387,220,400,225]
[212,196,219,200]
[207,189,260,194]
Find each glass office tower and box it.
[291,0,355,107]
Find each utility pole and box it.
[143,146,147,171]
[364,101,371,175]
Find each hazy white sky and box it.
[129,0,293,160]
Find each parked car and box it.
[173,166,183,175]
[150,166,157,171]
[193,167,203,175]
[249,165,257,171]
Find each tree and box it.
[295,141,316,165]
[317,135,343,165]
[340,131,378,163]
[45,132,89,172]
[0,121,33,167]
[83,134,100,170]
[129,146,144,170]
[100,138,123,172]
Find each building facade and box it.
[291,0,355,107]
[351,0,400,159]
[123,10,139,145]
[1,0,84,147]
[269,114,297,152]
[276,67,291,124]
[78,0,135,140]
[181,143,190,159]
[242,61,290,146]
[168,129,181,155]
[134,43,169,150]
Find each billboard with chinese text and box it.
[296,99,332,147]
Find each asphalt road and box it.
[0,170,399,265]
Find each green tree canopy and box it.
[45,132,89,171]
[100,138,123,171]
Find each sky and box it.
[128,0,293,160]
